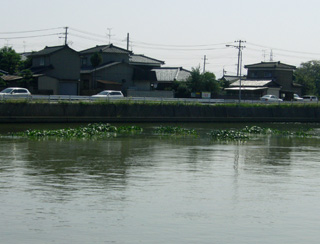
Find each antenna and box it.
[270,49,274,61]
[262,50,266,62]
[107,28,114,44]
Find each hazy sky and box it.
[2,0,320,77]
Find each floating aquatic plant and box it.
[153,125,197,136]
[208,129,249,141]
[16,123,143,139]
[208,125,312,141]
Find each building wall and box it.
[38,76,59,95]
[266,87,281,97]
[132,80,151,91]
[95,63,134,90]
[273,70,293,91]
[47,49,80,80]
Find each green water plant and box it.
[153,125,197,136]
[208,129,249,141]
[208,125,312,141]
[16,123,143,139]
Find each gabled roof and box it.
[244,61,296,70]
[31,45,77,57]
[220,75,246,82]
[129,54,164,66]
[80,44,132,55]
[1,75,23,81]
[80,62,123,74]
[230,79,280,87]
[151,67,191,82]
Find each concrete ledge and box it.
[0,103,320,123]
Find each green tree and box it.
[90,52,102,89]
[0,46,21,74]
[18,69,34,87]
[173,67,221,98]
[187,67,203,92]
[172,80,191,98]
[294,60,320,95]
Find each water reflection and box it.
[2,126,320,244]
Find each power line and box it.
[130,39,233,48]
[0,27,63,35]
[247,41,320,56]
[0,33,62,40]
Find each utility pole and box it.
[226,40,246,103]
[64,27,68,45]
[203,55,208,73]
[127,33,130,50]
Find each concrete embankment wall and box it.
[0,103,320,123]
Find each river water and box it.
[1,123,320,244]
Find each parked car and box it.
[260,95,283,102]
[302,95,318,102]
[293,94,303,101]
[0,87,31,98]
[92,90,124,98]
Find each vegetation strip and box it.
[14,123,143,139]
[153,125,197,136]
[11,124,313,141]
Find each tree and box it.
[173,66,221,98]
[18,69,34,87]
[90,52,102,89]
[0,46,22,74]
[294,60,320,95]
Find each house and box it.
[80,44,134,95]
[150,67,191,90]
[225,61,302,100]
[225,79,281,98]
[130,54,165,91]
[30,45,80,95]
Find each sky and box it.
[2,0,320,78]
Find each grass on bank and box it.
[0,97,319,108]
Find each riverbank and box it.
[0,101,320,123]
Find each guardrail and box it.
[0,94,319,105]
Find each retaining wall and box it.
[0,103,319,123]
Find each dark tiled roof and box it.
[129,54,164,66]
[151,67,191,82]
[80,44,132,55]
[244,61,296,70]
[220,75,246,82]
[31,45,72,57]
[30,65,54,74]
[80,62,122,74]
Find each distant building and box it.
[30,45,80,95]
[225,61,302,100]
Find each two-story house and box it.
[30,45,80,95]
[225,61,302,100]
[79,44,134,95]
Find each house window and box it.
[250,72,257,78]
[264,72,272,78]
[40,57,45,66]
[81,58,87,66]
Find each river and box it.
[1,123,320,244]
